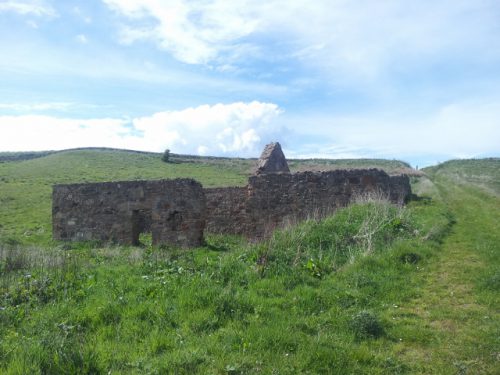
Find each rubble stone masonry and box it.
[205,168,411,239]
[53,142,411,247]
[52,179,205,247]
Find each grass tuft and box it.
[350,310,385,339]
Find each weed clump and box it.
[255,198,414,278]
[399,252,421,264]
[480,271,500,291]
[350,310,384,339]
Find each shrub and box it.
[481,271,500,291]
[399,252,421,264]
[350,310,384,339]
[161,149,171,163]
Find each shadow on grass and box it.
[205,243,232,252]
[409,193,433,204]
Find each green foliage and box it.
[427,157,500,194]
[399,252,421,264]
[480,271,500,291]
[0,196,443,373]
[255,199,414,278]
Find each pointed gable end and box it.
[255,142,290,175]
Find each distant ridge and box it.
[0,147,257,163]
[0,147,437,177]
[0,147,160,162]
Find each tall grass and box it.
[0,195,446,374]
[254,195,413,281]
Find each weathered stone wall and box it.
[53,179,205,247]
[204,169,411,240]
[389,175,412,203]
[52,140,411,247]
[245,169,402,239]
[205,187,248,235]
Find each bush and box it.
[399,252,421,264]
[161,149,171,163]
[254,199,413,278]
[350,310,384,339]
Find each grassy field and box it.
[0,150,498,374]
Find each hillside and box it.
[429,158,500,195]
[0,152,498,374]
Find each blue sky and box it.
[0,0,499,167]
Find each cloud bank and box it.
[102,0,500,83]
[1,99,498,166]
[286,100,500,165]
[0,0,56,17]
[0,101,284,157]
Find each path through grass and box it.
[394,171,500,374]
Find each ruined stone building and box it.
[53,142,411,247]
[52,179,206,248]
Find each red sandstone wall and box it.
[205,187,247,235]
[53,170,411,247]
[52,179,205,247]
[204,169,411,240]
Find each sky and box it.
[0,0,499,167]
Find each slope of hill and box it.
[429,158,500,195]
[0,151,498,374]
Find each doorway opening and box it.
[131,209,152,247]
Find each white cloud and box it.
[0,0,56,17]
[104,0,258,64]
[285,99,500,164]
[72,6,92,23]
[129,101,283,155]
[76,34,88,44]
[0,101,284,156]
[0,102,75,111]
[101,0,500,82]
[1,100,498,166]
[0,115,129,151]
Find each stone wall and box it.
[52,141,411,247]
[205,169,411,239]
[389,175,412,203]
[205,187,248,235]
[52,179,205,247]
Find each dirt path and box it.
[399,179,500,374]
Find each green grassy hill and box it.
[0,151,498,374]
[430,158,500,195]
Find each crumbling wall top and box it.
[255,142,290,175]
